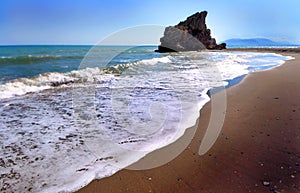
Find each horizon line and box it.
[0,44,160,47]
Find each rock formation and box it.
[156,11,226,53]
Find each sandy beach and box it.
[76,49,300,193]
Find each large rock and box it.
[156,11,226,53]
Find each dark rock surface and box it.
[156,11,226,53]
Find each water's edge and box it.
[73,52,293,193]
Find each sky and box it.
[1,0,300,45]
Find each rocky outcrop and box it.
[156,11,226,53]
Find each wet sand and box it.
[76,49,300,193]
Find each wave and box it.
[0,55,84,64]
[135,56,172,65]
[0,56,173,99]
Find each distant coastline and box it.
[223,38,300,48]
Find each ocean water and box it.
[0,46,292,193]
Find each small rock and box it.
[58,137,66,141]
[76,168,88,172]
[262,181,270,186]
[291,175,295,178]
[148,177,152,181]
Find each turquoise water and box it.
[0,46,88,83]
[0,45,160,84]
[0,46,292,193]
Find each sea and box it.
[0,45,293,193]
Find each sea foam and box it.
[0,51,292,193]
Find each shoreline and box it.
[76,48,300,193]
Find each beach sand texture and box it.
[77,49,300,193]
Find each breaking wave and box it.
[0,56,173,99]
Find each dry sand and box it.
[76,49,300,193]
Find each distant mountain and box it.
[223,38,299,47]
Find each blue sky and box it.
[1,0,300,45]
